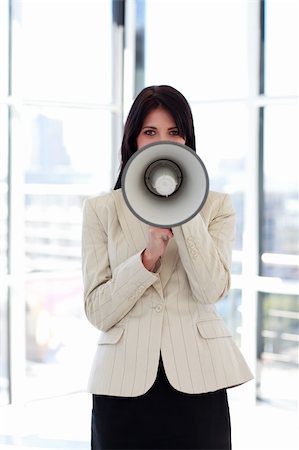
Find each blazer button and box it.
[187,236,195,247]
[191,250,199,259]
[155,305,162,313]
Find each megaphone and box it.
[121,141,209,228]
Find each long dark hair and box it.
[114,85,196,190]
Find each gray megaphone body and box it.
[121,141,209,228]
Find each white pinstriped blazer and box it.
[82,189,253,397]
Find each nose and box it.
[159,132,175,141]
[150,134,168,143]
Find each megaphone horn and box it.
[121,141,209,228]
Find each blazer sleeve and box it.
[82,198,159,332]
[172,193,235,304]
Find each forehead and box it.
[142,107,176,125]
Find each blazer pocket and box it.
[196,319,232,339]
[98,327,125,345]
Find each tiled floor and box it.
[0,389,298,450]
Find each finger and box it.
[161,229,173,239]
[148,227,173,241]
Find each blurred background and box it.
[0,0,298,449]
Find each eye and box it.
[144,129,156,136]
[169,129,179,136]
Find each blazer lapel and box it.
[111,189,148,253]
[160,235,179,290]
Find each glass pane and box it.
[23,106,112,273]
[0,287,9,406]
[144,0,248,100]
[0,106,9,275]
[12,0,113,103]
[25,275,96,399]
[192,103,248,272]
[216,289,242,346]
[25,190,84,272]
[263,105,299,280]
[265,0,299,96]
[257,293,299,408]
[21,106,112,398]
[0,106,9,405]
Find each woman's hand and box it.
[142,227,173,271]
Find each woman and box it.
[82,85,253,449]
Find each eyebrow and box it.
[142,125,178,130]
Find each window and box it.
[1,0,298,407]
[4,0,123,402]
[141,0,299,406]
[0,0,10,405]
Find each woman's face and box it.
[136,107,185,150]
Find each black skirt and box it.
[91,355,231,450]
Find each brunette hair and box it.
[114,85,196,190]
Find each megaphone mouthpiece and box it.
[144,159,182,197]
